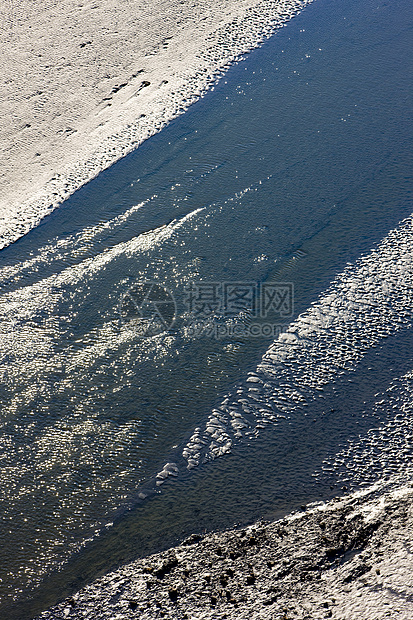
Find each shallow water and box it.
[0,0,412,616]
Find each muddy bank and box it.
[37,483,413,619]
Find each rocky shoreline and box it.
[37,483,413,619]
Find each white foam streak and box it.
[0,207,205,385]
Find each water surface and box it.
[0,0,412,616]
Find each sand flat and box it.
[0,0,310,248]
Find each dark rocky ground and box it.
[37,484,413,620]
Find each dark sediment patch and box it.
[35,484,413,619]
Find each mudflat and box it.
[36,484,413,619]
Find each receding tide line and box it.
[180,215,413,469]
[0,0,314,250]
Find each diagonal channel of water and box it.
[0,0,412,616]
